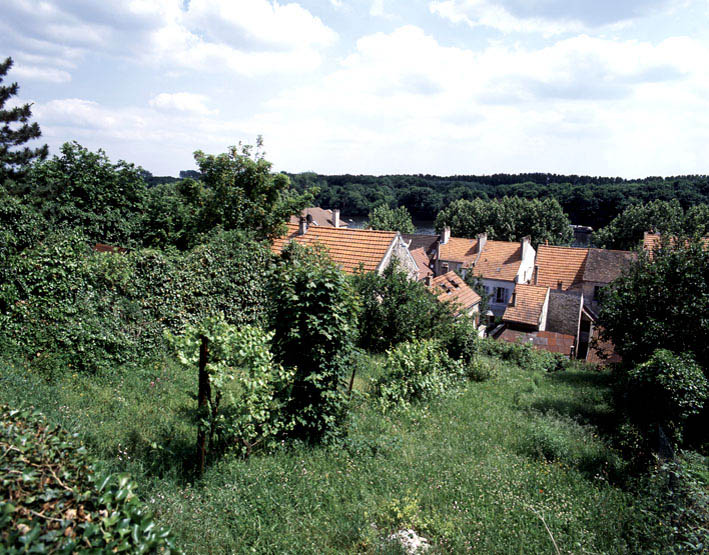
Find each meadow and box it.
[1,353,647,553]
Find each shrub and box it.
[0,405,178,553]
[478,338,563,373]
[628,454,709,553]
[374,339,464,409]
[352,261,455,352]
[626,349,708,446]
[271,242,359,441]
[169,316,295,465]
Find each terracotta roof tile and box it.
[582,248,636,283]
[536,245,588,290]
[438,237,479,266]
[289,207,347,228]
[410,247,433,281]
[643,232,709,254]
[271,223,396,273]
[472,241,523,282]
[428,271,481,315]
[502,284,549,327]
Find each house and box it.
[643,232,709,255]
[271,219,419,277]
[436,227,536,316]
[288,207,347,228]
[410,247,434,281]
[427,271,481,319]
[502,284,550,331]
[534,244,635,313]
[496,328,577,357]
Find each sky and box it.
[2,0,709,177]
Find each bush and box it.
[169,317,295,461]
[626,349,708,446]
[374,339,464,409]
[352,261,455,352]
[628,454,709,553]
[0,405,178,553]
[270,242,359,441]
[478,338,564,373]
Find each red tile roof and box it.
[472,240,523,282]
[643,232,709,254]
[289,207,347,228]
[438,237,479,267]
[271,223,396,273]
[410,247,433,281]
[498,329,576,356]
[536,245,588,290]
[428,271,481,316]
[502,284,549,327]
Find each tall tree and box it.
[195,138,314,240]
[0,57,48,182]
[365,205,415,233]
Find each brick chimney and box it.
[477,233,487,254]
[299,216,308,235]
[441,226,451,245]
[333,209,340,228]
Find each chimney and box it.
[424,275,432,287]
[441,226,451,245]
[333,209,340,228]
[510,290,516,307]
[533,264,539,285]
[299,216,308,235]
[477,233,487,254]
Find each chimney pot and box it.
[299,216,308,235]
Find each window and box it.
[495,287,507,304]
[593,285,602,301]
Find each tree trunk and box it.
[196,335,210,476]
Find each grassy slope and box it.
[0,356,639,553]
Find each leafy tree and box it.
[435,196,572,246]
[366,204,415,233]
[270,242,359,441]
[0,185,46,259]
[142,178,206,250]
[597,241,709,371]
[0,57,48,182]
[352,261,456,353]
[168,316,295,472]
[14,142,147,245]
[592,199,688,250]
[195,139,313,240]
[626,349,708,446]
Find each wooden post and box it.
[196,335,210,476]
[347,368,357,398]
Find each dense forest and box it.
[286,172,709,230]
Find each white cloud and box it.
[0,0,337,79]
[149,93,217,115]
[11,65,72,83]
[429,0,678,35]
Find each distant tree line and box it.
[287,171,709,230]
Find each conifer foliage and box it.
[0,57,48,182]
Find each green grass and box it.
[0,355,642,553]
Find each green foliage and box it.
[0,405,178,553]
[598,241,709,372]
[169,316,295,459]
[365,205,415,233]
[13,142,147,246]
[195,139,313,240]
[374,340,464,410]
[0,229,272,375]
[141,178,206,250]
[592,199,709,250]
[270,242,359,441]
[352,262,455,352]
[629,454,709,553]
[478,338,565,373]
[0,186,46,260]
[435,196,573,246]
[0,57,48,182]
[626,349,708,445]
